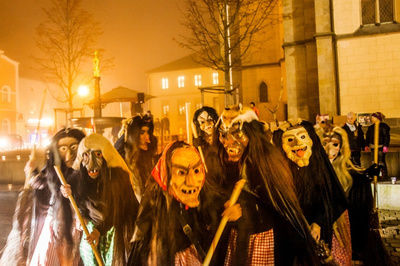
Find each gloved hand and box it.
[192,137,204,148]
[364,146,370,152]
[365,163,382,177]
[383,146,388,153]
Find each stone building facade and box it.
[283,0,400,121]
[147,2,287,136]
[0,50,19,135]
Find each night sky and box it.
[0,0,189,92]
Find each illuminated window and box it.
[178,76,185,88]
[2,119,10,133]
[194,75,202,86]
[1,86,11,103]
[162,78,169,89]
[179,105,185,115]
[163,105,170,115]
[212,72,219,85]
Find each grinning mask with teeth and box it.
[282,126,313,167]
[73,134,134,185]
[169,146,205,207]
[197,111,215,136]
[218,105,256,162]
[81,150,103,179]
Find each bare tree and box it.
[35,0,102,115]
[178,0,278,105]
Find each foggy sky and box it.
[0,0,189,92]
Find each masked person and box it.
[1,128,85,266]
[212,106,319,265]
[128,141,240,265]
[62,134,139,266]
[192,106,219,149]
[115,115,158,199]
[273,120,351,265]
[321,126,391,264]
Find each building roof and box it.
[147,53,205,74]
[0,50,19,66]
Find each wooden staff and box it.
[54,166,104,266]
[373,120,380,211]
[203,179,246,266]
[191,122,208,173]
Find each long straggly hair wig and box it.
[324,126,364,195]
[46,128,85,255]
[218,118,311,236]
[215,107,317,251]
[273,120,348,244]
[132,141,208,265]
[192,106,219,145]
[115,115,158,193]
[73,134,138,266]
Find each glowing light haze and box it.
[0,0,189,92]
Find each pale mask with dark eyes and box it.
[169,147,205,208]
[57,137,79,168]
[197,111,215,136]
[219,122,249,162]
[282,127,313,167]
[322,133,342,162]
[82,150,103,179]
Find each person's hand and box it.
[366,163,380,177]
[310,223,321,241]
[24,148,46,186]
[383,146,388,153]
[60,184,72,198]
[192,137,203,148]
[222,200,242,222]
[364,146,370,152]
[86,228,100,246]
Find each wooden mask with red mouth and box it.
[282,126,313,167]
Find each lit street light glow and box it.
[78,85,90,97]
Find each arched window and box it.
[1,86,11,103]
[2,119,10,134]
[259,82,268,103]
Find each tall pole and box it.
[185,102,191,143]
[373,120,380,210]
[93,51,102,118]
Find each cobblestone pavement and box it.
[0,190,19,256]
[379,209,400,265]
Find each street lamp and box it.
[78,85,90,97]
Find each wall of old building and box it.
[282,0,321,121]
[0,52,18,135]
[337,33,400,117]
[147,67,224,138]
[332,0,400,118]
